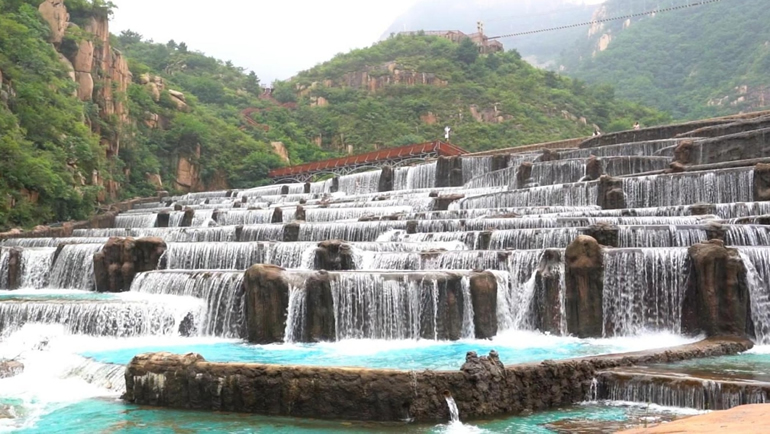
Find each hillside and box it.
[0,0,328,230]
[560,0,770,119]
[277,33,669,153]
[381,0,599,68]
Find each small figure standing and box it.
[593,128,602,137]
[633,122,641,130]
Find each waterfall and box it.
[490,228,579,250]
[163,242,270,270]
[496,250,546,331]
[73,227,237,242]
[298,221,409,242]
[445,395,460,423]
[530,159,587,186]
[459,182,598,209]
[284,285,307,343]
[0,297,204,337]
[1,237,109,248]
[239,225,285,242]
[191,209,215,227]
[215,210,274,226]
[394,162,436,190]
[461,156,493,184]
[337,170,382,195]
[727,226,770,246]
[602,248,689,337]
[304,206,411,222]
[716,202,770,219]
[619,226,708,248]
[0,248,9,289]
[63,358,126,392]
[623,169,754,208]
[19,248,56,289]
[48,244,103,290]
[560,139,678,158]
[130,271,246,338]
[114,213,158,228]
[737,248,770,344]
[602,156,671,176]
[465,166,518,189]
[596,373,769,411]
[460,276,475,339]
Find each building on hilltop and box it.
[398,23,504,54]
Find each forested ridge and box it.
[560,0,770,119]
[0,0,668,230]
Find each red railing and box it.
[269,141,467,178]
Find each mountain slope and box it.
[381,0,599,68]
[277,34,669,154]
[560,0,770,119]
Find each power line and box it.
[488,0,723,40]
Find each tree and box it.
[178,42,188,53]
[246,71,261,95]
[118,29,142,45]
[167,39,177,50]
[456,37,479,65]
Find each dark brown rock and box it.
[516,162,533,189]
[673,139,694,165]
[436,156,463,188]
[490,155,510,172]
[243,264,289,344]
[294,205,306,222]
[378,166,395,192]
[304,182,311,194]
[93,237,166,293]
[477,231,493,250]
[565,236,604,338]
[304,272,336,342]
[0,360,23,379]
[470,272,498,339]
[754,163,770,201]
[6,248,22,290]
[280,185,290,195]
[434,194,464,211]
[314,240,355,271]
[583,223,619,247]
[406,221,418,234]
[584,156,603,181]
[283,223,300,242]
[682,241,751,338]
[271,207,283,224]
[597,176,626,210]
[534,249,565,334]
[538,149,561,162]
[180,208,194,227]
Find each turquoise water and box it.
[0,291,116,302]
[82,337,619,371]
[79,331,695,371]
[11,398,672,434]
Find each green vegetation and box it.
[561,0,770,120]
[284,34,669,153]
[0,0,668,230]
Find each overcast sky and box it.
[110,0,605,84]
[110,0,418,84]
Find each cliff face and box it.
[296,62,448,96]
[39,0,132,199]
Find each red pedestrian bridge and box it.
[268,141,467,183]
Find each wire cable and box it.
[488,0,723,40]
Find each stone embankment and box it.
[124,337,751,422]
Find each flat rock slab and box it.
[619,404,770,434]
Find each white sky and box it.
[110,0,418,84]
[110,0,606,84]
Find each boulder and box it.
[38,0,69,44]
[754,163,770,201]
[0,360,23,379]
[243,265,289,344]
[93,237,166,293]
[565,235,604,337]
[470,272,498,339]
[314,240,355,271]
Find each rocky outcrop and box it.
[436,156,463,188]
[583,223,619,247]
[515,162,533,189]
[298,62,449,95]
[38,0,68,45]
[754,163,770,202]
[682,240,751,338]
[314,240,355,271]
[243,264,289,344]
[378,166,395,192]
[0,360,23,379]
[124,338,751,422]
[271,142,290,163]
[93,237,167,293]
[470,272,498,339]
[597,176,626,210]
[565,235,604,338]
[534,249,565,334]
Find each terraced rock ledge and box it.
[123,337,751,423]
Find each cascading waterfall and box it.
[239,225,285,242]
[394,162,437,190]
[284,285,306,343]
[130,271,245,338]
[191,209,215,227]
[298,221,409,242]
[716,202,770,219]
[337,170,382,195]
[529,160,587,186]
[19,248,56,289]
[602,248,689,336]
[726,226,770,246]
[114,213,158,228]
[619,226,708,248]
[163,242,270,270]
[73,227,238,242]
[0,296,204,337]
[214,210,274,226]
[602,156,671,176]
[737,248,770,344]
[623,169,754,208]
[496,250,546,331]
[48,244,104,290]
[559,140,679,158]
[303,206,411,222]
[490,228,579,250]
[459,182,598,209]
[464,166,517,189]
[0,237,109,248]
[0,248,9,289]
[461,156,493,184]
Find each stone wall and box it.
[124,338,752,422]
[93,237,167,293]
[579,120,731,149]
[242,267,499,344]
[675,129,770,166]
